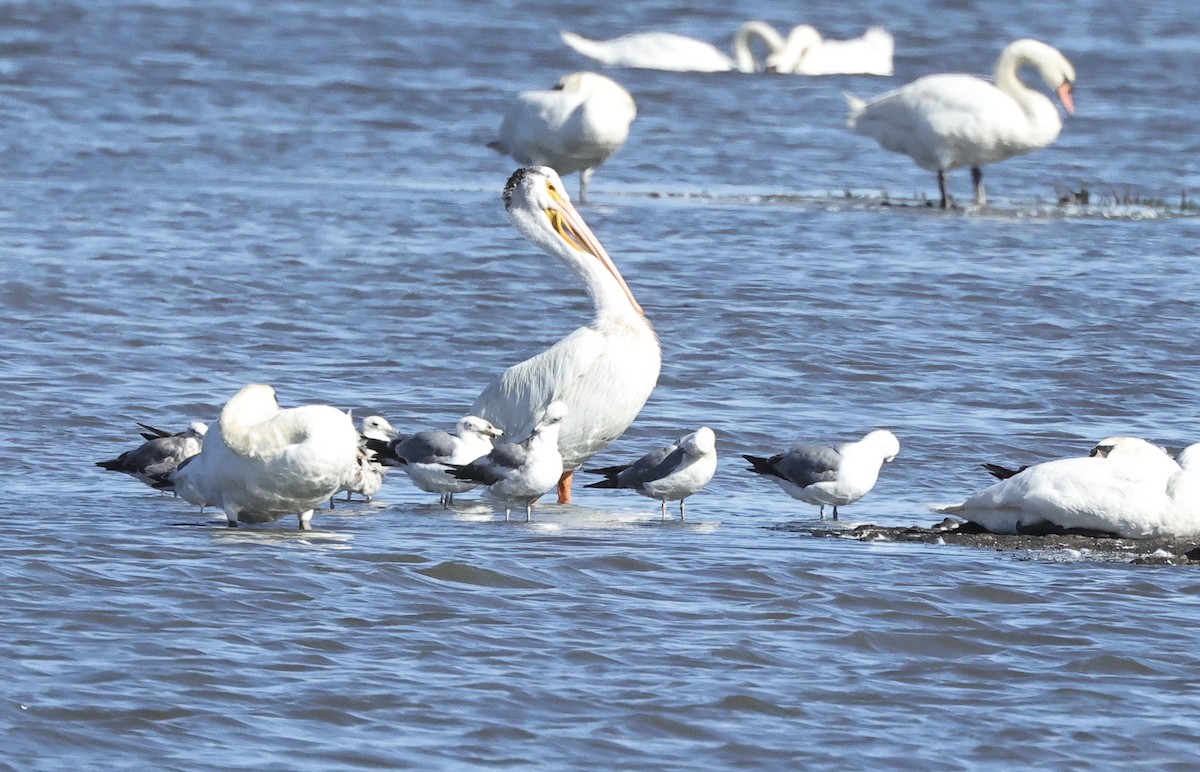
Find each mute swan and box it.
[584,427,717,520]
[366,415,504,506]
[489,71,636,203]
[932,437,1200,538]
[765,26,893,76]
[167,384,361,530]
[561,22,892,75]
[97,421,207,490]
[846,38,1075,207]
[448,402,568,522]
[469,167,661,504]
[744,430,900,519]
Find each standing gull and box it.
[469,167,660,504]
[845,39,1075,207]
[447,402,567,522]
[490,72,636,203]
[334,415,402,504]
[96,421,207,491]
[584,427,718,520]
[366,415,504,506]
[164,384,360,530]
[744,430,900,519]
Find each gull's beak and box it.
[1056,82,1075,116]
[486,425,504,438]
[543,185,644,315]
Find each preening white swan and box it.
[490,71,636,203]
[469,166,661,504]
[168,384,361,530]
[932,437,1200,538]
[765,25,893,76]
[561,22,892,75]
[846,38,1075,207]
[744,430,900,519]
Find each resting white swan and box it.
[490,71,636,203]
[469,167,661,504]
[168,384,360,530]
[561,22,892,75]
[765,25,893,76]
[846,38,1075,207]
[932,437,1200,538]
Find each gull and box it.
[97,421,207,492]
[446,402,567,522]
[333,415,402,505]
[163,384,360,530]
[366,415,504,506]
[583,427,717,520]
[744,429,900,519]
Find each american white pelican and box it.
[744,429,900,519]
[932,437,1200,538]
[584,426,717,520]
[366,415,504,506]
[469,166,661,504]
[97,421,207,490]
[448,402,568,522]
[489,71,636,203]
[764,26,893,76]
[167,384,361,530]
[846,38,1075,207]
[561,22,892,75]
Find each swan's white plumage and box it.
[932,437,1200,538]
[846,38,1075,206]
[491,71,636,202]
[561,23,893,76]
[469,167,660,502]
[170,384,360,529]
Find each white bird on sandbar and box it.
[447,402,568,522]
[931,436,1200,538]
[164,384,360,530]
[561,22,890,75]
[845,38,1075,208]
[744,430,900,519]
[365,415,504,506]
[96,421,207,491]
[469,166,661,505]
[583,426,718,520]
[489,71,636,203]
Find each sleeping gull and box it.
[932,436,1196,537]
[744,429,900,519]
[583,426,717,520]
[366,415,504,506]
[162,384,360,530]
[446,402,567,522]
[97,421,207,492]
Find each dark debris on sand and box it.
[771,518,1200,565]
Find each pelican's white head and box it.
[681,426,717,457]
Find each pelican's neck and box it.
[731,21,786,73]
[993,41,1063,138]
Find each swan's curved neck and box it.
[992,43,1064,140]
[731,21,785,73]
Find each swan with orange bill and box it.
[469,166,661,504]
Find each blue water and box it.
[3,0,1200,768]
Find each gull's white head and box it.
[681,426,717,457]
[360,415,400,440]
[185,421,208,438]
[458,415,504,439]
[538,400,569,427]
[863,429,901,463]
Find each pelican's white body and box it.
[934,438,1200,538]
[470,167,660,479]
[492,71,636,201]
[171,384,360,528]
